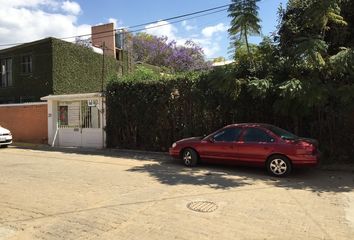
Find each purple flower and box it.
[132,33,211,72]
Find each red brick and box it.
[0,104,47,144]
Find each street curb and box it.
[108,148,169,156]
[11,144,170,159]
[320,164,354,172]
[8,144,354,172]
[12,142,48,148]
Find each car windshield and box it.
[266,125,298,140]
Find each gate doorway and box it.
[41,93,105,148]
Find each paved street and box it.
[0,147,353,240]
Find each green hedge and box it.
[106,73,354,163]
[106,77,280,151]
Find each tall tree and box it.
[278,0,347,67]
[132,33,210,72]
[228,0,261,60]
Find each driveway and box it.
[0,146,353,240]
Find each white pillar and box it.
[47,100,58,146]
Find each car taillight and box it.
[297,141,316,155]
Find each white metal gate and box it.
[57,100,103,147]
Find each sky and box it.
[0,0,287,60]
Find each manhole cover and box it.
[187,201,218,213]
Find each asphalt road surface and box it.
[0,147,353,240]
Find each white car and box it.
[0,126,12,148]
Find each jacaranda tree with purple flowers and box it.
[132,33,211,72]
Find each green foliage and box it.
[206,65,244,99]
[293,37,328,67]
[228,0,261,59]
[329,48,354,77]
[303,0,347,33]
[106,65,353,162]
[110,65,205,84]
[117,65,161,82]
[104,0,354,163]
[278,78,303,98]
[337,84,354,104]
[247,77,272,98]
[52,39,123,94]
[0,37,129,103]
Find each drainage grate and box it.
[187,201,218,213]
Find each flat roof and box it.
[0,37,54,53]
[41,93,103,101]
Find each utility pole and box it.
[101,42,105,93]
[100,41,106,149]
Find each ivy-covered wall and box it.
[0,37,125,103]
[0,38,53,103]
[52,39,123,95]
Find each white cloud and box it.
[145,20,178,41]
[144,20,228,58]
[200,41,221,57]
[61,1,81,15]
[108,18,124,28]
[202,23,228,38]
[108,18,118,26]
[0,0,58,8]
[0,0,90,48]
[181,20,196,31]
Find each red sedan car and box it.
[169,123,320,177]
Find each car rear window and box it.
[243,128,274,143]
[266,125,298,140]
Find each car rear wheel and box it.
[266,155,291,177]
[182,148,198,167]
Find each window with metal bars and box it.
[58,101,100,128]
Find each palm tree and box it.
[228,0,261,60]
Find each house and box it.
[0,23,132,147]
[212,59,235,67]
[0,23,132,104]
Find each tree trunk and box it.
[244,28,256,72]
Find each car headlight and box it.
[172,142,177,148]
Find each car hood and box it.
[0,126,10,134]
[177,136,203,144]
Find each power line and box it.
[0,3,231,48]
[65,6,229,40]
[129,8,228,34]
[127,4,230,29]
[88,8,228,42]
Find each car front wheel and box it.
[181,148,198,167]
[266,155,291,177]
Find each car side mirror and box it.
[208,137,215,143]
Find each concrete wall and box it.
[0,103,48,143]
